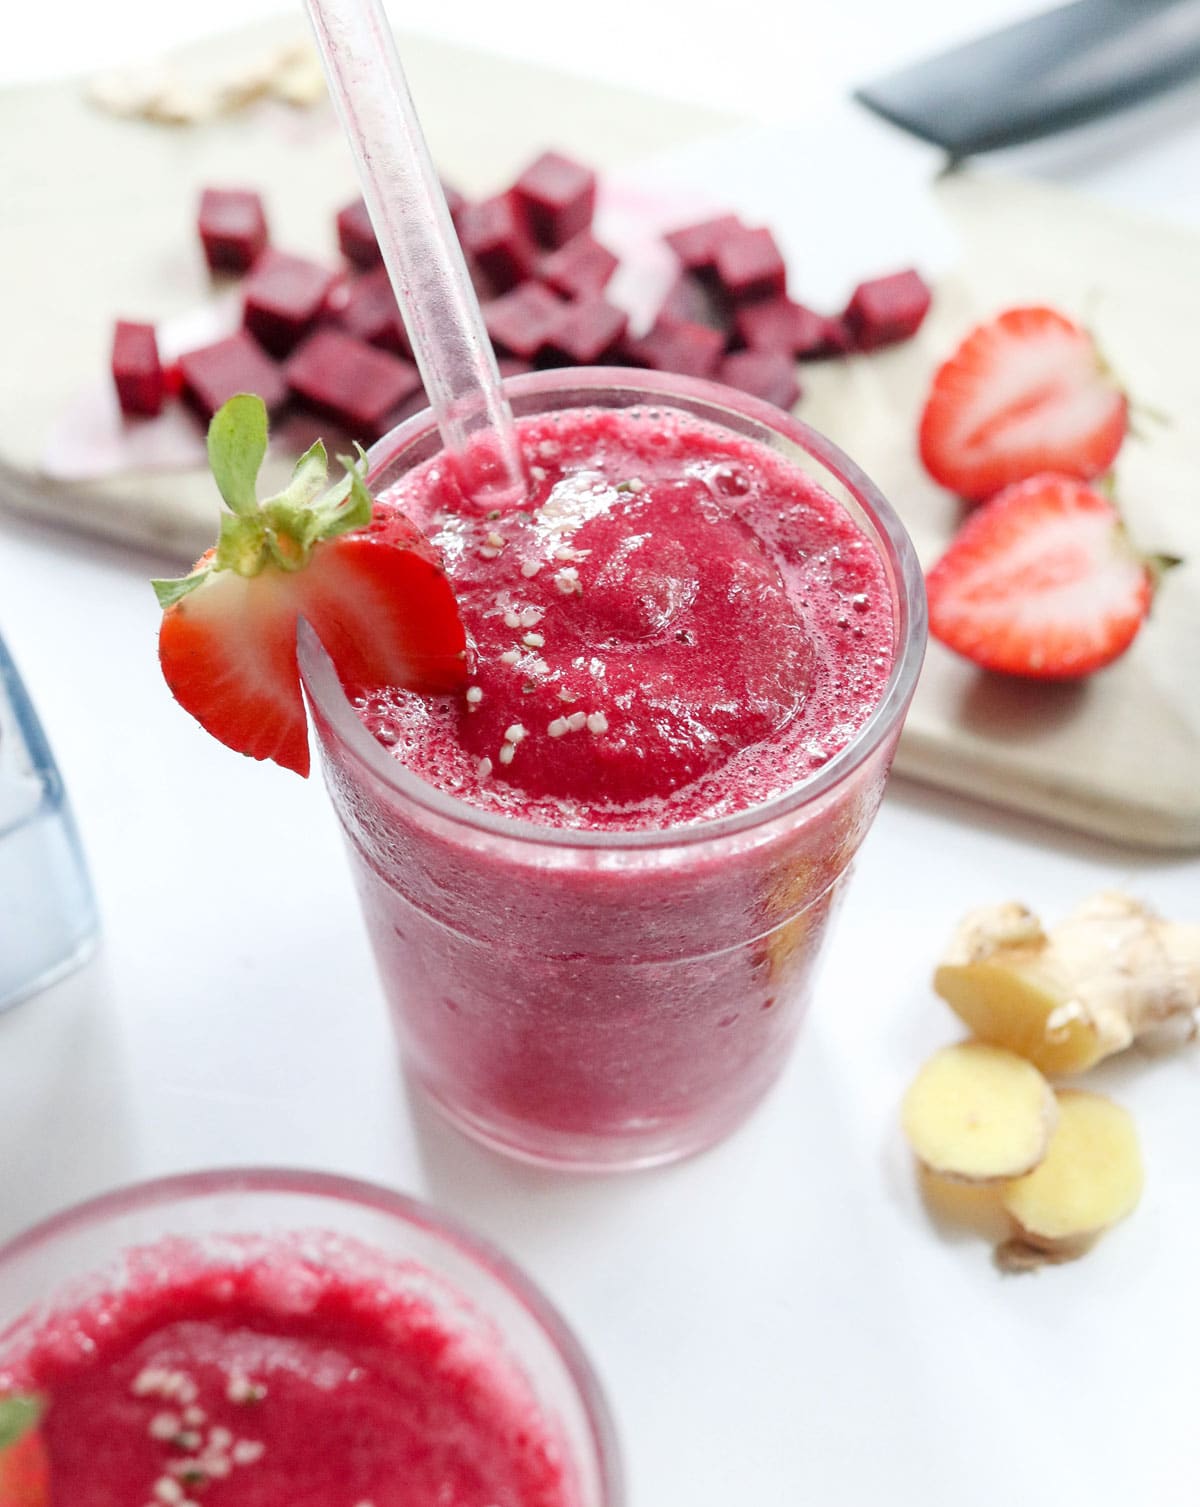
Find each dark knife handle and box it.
[855,0,1200,158]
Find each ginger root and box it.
[934,892,1200,1076]
[1000,1090,1143,1257]
[902,1043,1057,1182]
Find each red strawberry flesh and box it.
[178,332,288,422]
[198,188,269,274]
[925,473,1152,678]
[918,306,1128,501]
[111,321,165,417]
[156,397,467,776]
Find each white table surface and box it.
[3,5,1200,1506]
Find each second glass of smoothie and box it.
[300,369,925,1170]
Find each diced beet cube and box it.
[496,357,533,380]
[718,351,801,410]
[198,188,269,275]
[243,250,338,357]
[543,299,628,366]
[457,195,538,294]
[734,297,828,356]
[539,231,618,299]
[656,270,731,334]
[178,332,288,422]
[483,283,566,361]
[663,214,743,272]
[843,268,932,350]
[338,266,410,356]
[336,199,381,269]
[713,226,787,302]
[622,318,725,379]
[512,151,597,248]
[286,328,422,442]
[111,321,165,418]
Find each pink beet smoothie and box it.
[2,1245,576,1507]
[305,391,917,1168]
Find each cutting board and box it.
[1,19,1197,851]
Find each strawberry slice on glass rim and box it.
[154,395,468,776]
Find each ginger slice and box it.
[902,1042,1057,1182]
[934,892,1200,1076]
[1001,1090,1143,1256]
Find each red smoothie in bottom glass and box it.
[1,1243,575,1507]
[306,389,915,1167]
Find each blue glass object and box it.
[0,633,99,1011]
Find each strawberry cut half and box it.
[0,1395,50,1507]
[918,307,1128,501]
[155,395,467,776]
[925,474,1158,680]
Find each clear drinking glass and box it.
[0,1168,622,1507]
[299,369,926,1171]
[0,631,98,1011]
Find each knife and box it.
[855,0,1200,159]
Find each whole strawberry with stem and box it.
[155,395,468,775]
[925,473,1174,679]
[919,307,1128,501]
[0,1396,49,1507]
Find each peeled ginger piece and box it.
[1001,1090,1143,1255]
[934,892,1200,1076]
[902,1042,1057,1182]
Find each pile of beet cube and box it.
[111,152,932,444]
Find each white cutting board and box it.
[1,19,1197,850]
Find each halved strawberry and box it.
[0,1396,49,1507]
[925,474,1161,679]
[918,307,1127,501]
[155,395,467,775]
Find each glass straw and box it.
[304,0,527,510]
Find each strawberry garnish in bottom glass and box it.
[0,1396,49,1507]
[154,395,468,775]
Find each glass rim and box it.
[0,1166,624,1507]
[298,366,927,852]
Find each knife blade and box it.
[855,0,1200,159]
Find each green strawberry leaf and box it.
[153,401,379,606]
[284,439,329,508]
[207,393,269,518]
[325,450,373,538]
[152,570,212,609]
[0,1394,43,1452]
